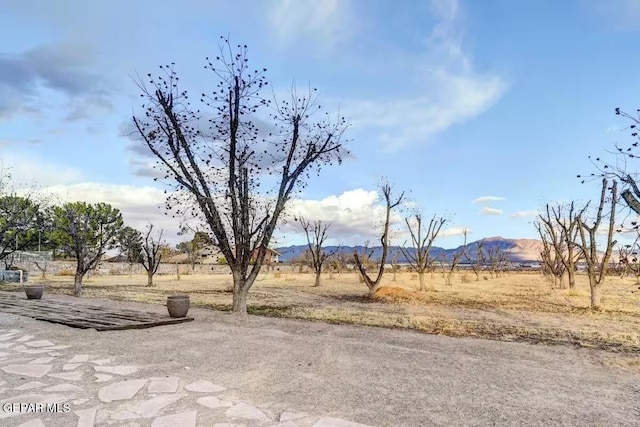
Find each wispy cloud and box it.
[480,207,503,216]
[0,43,112,121]
[345,0,506,150]
[511,210,539,218]
[268,0,354,51]
[472,196,505,204]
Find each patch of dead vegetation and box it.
[2,271,640,353]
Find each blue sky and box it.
[1,0,639,248]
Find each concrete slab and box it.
[151,410,197,427]
[49,371,84,381]
[94,365,138,375]
[148,377,180,393]
[69,354,91,363]
[1,364,52,378]
[185,380,226,393]
[75,407,97,427]
[98,379,147,403]
[196,396,234,409]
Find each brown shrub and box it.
[56,269,74,276]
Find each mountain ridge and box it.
[275,236,543,263]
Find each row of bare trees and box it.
[535,178,618,308]
[297,186,515,296]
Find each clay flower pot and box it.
[24,285,44,300]
[167,295,190,318]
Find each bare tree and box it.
[464,235,484,281]
[445,234,466,285]
[353,182,404,297]
[535,206,567,288]
[618,236,640,283]
[299,217,337,287]
[131,39,348,314]
[390,248,401,281]
[328,250,350,274]
[141,225,164,287]
[554,202,587,288]
[398,213,447,291]
[577,178,618,309]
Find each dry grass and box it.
[3,271,640,353]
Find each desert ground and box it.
[4,269,640,357]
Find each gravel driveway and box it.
[1,293,639,426]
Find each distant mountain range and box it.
[275,236,543,263]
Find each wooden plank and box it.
[0,292,194,331]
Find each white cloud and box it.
[268,0,353,51]
[480,207,503,216]
[280,188,403,243]
[0,152,84,187]
[440,226,471,237]
[511,210,539,218]
[472,196,505,204]
[24,182,184,245]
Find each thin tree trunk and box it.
[559,274,567,289]
[568,268,576,289]
[313,271,321,287]
[147,272,154,287]
[74,271,83,297]
[368,281,382,298]
[590,284,600,309]
[418,272,426,291]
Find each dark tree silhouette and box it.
[140,224,164,287]
[579,108,640,214]
[353,182,404,297]
[298,217,337,287]
[131,38,349,314]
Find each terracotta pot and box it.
[25,285,44,300]
[167,295,190,318]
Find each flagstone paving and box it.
[0,329,375,426]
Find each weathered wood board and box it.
[0,292,193,331]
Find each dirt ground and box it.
[4,270,640,356]
[3,298,640,427]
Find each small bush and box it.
[410,274,417,280]
[483,276,489,281]
[460,273,470,284]
[218,256,227,265]
[274,271,282,278]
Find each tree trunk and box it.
[368,282,382,299]
[231,270,252,315]
[313,271,321,287]
[590,284,600,310]
[147,272,154,287]
[232,285,249,315]
[568,269,576,289]
[74,270,83,297]
[393,269,397,281]
[418,272,426,291]
[559,274,567,289]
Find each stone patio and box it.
[0,329,374,426]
